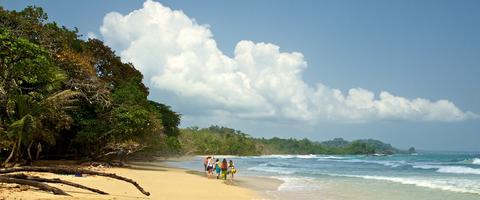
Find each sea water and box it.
[168,152,480,200]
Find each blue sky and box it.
[2,0,479,151]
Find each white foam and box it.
[265,154,319,159]
[436,166,480,175]
[413,164,480,175]
[327,174,480,195]
[252,154,354,160]
[317,155,355,160]
[320,158,407,168]
[412,164,438,169]
[296,154,318,159]
[472,158,480,165]
[252,155,296,159]
[272,176,321,191]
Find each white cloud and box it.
[99,0,477,123]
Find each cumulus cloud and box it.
[99,0,476,123]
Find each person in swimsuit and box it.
[215,159,221,179]
[228,160,237,182]
[221,159,228,180]
[207,157,214,178]
[203,156,209,173]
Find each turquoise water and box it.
[169,152,480,200]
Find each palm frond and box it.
[7,114,35,142]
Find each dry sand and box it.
[0,161,281,200]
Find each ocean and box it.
[168,152,480,200]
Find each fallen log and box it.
[0,176,69,195]
[0,166,150,196]
[3,173,108,195]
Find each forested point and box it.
[0,6,405,167]
[179,126,402,156]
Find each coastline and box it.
[164,157,285,199]
[0,160,281,200]
[166,154,480,200]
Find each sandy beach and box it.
[0,161,281,200]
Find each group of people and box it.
[203,156,237,181]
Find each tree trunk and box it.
[14,137,22,163]
[35,142,42,161]
[0,176,69,195]
[3,139,17,165]
[26,141,34,164]
[3,173,108,195]
[0,166,150,196]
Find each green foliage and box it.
[179,126,260,156]
[0,29,63,92]
[321,138,350,148]
[85,39,147,94]
[110,104,150,140]
[112,78,148,105]
[345,140,375,154]
[148,101,180,137]
[256,137,325,154]
[179,126,400,156]
[0,6,182,164]
[0,28,82,164]
[7,114,34,143]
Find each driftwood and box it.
[3,173,108,195]
[0,166,150,196]
[0,176,69,195]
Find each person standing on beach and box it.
[221,159,228,180]
[215,159,221,179]
[207,157,215,178]
[228,160,237,182]
[203,156,210,175]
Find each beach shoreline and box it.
[0,159,282,200]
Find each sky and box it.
[2,0,479,151]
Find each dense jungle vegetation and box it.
[179,126,401,156]
[0,6,181,166]
[0,6,404,166]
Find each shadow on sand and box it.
[185,170,245,186]
[125,162,168,172]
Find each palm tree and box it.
[1,30,80,165]
[3,81,80,165]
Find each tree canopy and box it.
[0,6,181,166]
[179,126,401,156]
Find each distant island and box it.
[179,126,411,156]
